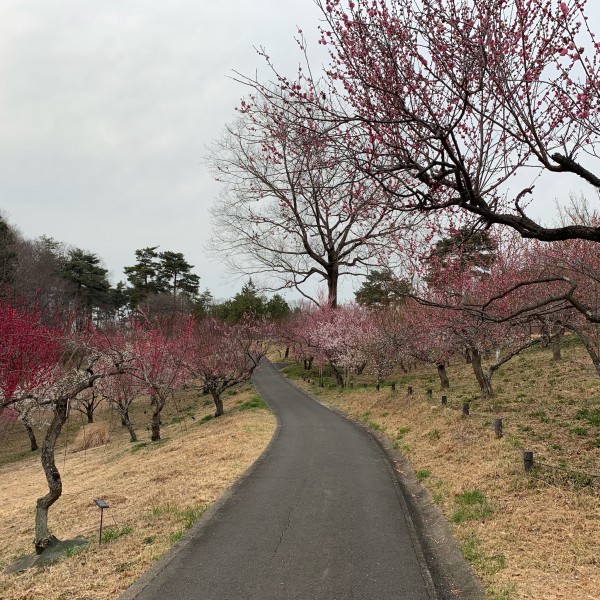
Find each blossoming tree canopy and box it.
[0,303,63,411]
[190,317,271,416]
[121,316,195,441]
[316,0,600,242]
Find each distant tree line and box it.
[0,214,290,324]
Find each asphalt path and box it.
[121,361,435,599]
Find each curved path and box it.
[121,361,435,599]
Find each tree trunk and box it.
[303,356,313,370]
[552,339,562,361]
[119,409,137,442]
[35,397,69,553]
[551,328,563,361]
[21,412,38,452]
[436,363,450,389]
[86,405,94,424]
[330,364,344,386]
[567,328,600,377]
[150,394,164,442]
[124,418,137,442]
[284,346,290,359]
[211,390,224,417]
[327,263,339,308]
[470,348,493,398]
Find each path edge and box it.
[118,394,282,600]
[282,375,485,600]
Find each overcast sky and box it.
[0,0,326,300]
[1,1,599,302]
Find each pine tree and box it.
[123,246,163,310]
[60,248,110,327]
[355,269,410,308]
[157,251,200,305]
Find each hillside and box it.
[0,385,275,600]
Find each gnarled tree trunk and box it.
[564,325,600,377]
[551,327,564,361]
[35,397,69,553]
[355,361,367,375]
[211,390,224,417]
[469,348,493,398]
[20,411,38,452]
[124,418,137,442]
[436,363,450,389]
[330,363,344,386]
[150,393,165,442]
[118,408,137,442]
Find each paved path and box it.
[122,361,435,599]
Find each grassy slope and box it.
[282,340,599,600]
[0,384,275,600]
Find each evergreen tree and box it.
[124,248,200,314]
[60,248,110,325]
[0,215,18,293]
[429,228,497,272]
[425,227,498,290]
[108,281,130,321]
[194,288,214,320]
[355,269,410,307]
[123,246,163,309]
[157,251,200,302]
[215,279,267,323]
[265,294,290,320]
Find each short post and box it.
[441,395,447,406]
[427,388,433,397]
[94,499,109,544]
[494,418,503,438]
[523,451,534,472]
[462,402,470,416]
[391,382,396,392]
[407,386,413,395]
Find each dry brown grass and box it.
[284,341,600,600]
[0,385,275,600]
[71,422,111,453]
